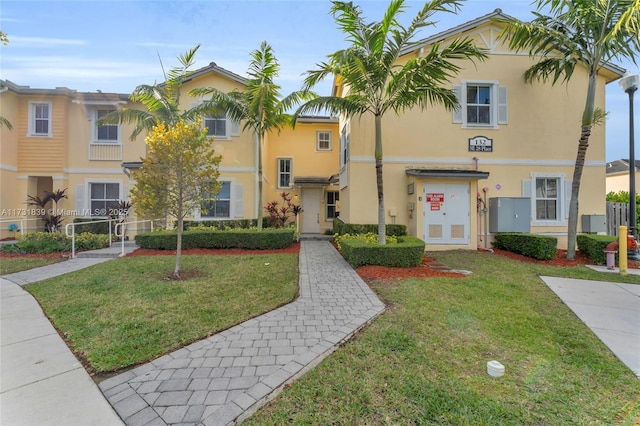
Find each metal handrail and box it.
[65,218,116,258]
[115,219,156,257]
[0,217,43,237]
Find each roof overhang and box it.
[293,176,337,186]
[406,168,490,180]
[121,161,143,177]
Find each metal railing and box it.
[0,217,45,237]
[115,219,156,257]
[65,218,116,258]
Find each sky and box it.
[1,0,638,162]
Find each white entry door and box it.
[301,187,321,233]
[423,183,470,244]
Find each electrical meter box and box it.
[581,214,606,233]
[489,198,531,233]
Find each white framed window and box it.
[340,124,349,168]
[94,108,120,143]
[278,158,292,188]
[204,113,229,139]
[523,173,570,226]
[28,101,52,136]
[201,181,231,218]
[452,81,507,128]
[326,190,339,220]
[90,182,120,216]
[316,130,332,151]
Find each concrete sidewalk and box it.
[541,276,640,377]
[1,272,124,425]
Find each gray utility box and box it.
[489,197,531,233]
[581,214,606,233]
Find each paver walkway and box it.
[99,240,386,425]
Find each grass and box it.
[244,250,640,425]
[0,256,64,275]
[27,254,299,373]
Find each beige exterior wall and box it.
[606,172,639,194]
[339,21,614,250]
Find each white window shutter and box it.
[498,86,508,124]
[521,179,531,198]
[123,185,130,201]
[75,184,86,215]
[234,184,243,217]
[452,85,463,124]
[565,180,572,219]
[230,120,240,137]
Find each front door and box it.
[301,187,321,233]
[424,183,470,244]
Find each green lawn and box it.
[244,250,640,425]
[27,254,299,373]
[0,257,65,275]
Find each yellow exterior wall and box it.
[606,172,639,194]
[263,120,340,233]
[340,21,613,250]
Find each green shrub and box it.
[14,232,71,254]
[332,217,406,237]
[576,234,617,265]
[135,228,295,250]
[493,233,557,260]
[73,218,113,235]
[181,218,269,231]
[75,233,110,251]
[338,235,425,268]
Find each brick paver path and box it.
[99,240,385,426]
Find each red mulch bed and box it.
[125,242,301,257]
[0,252,72,259]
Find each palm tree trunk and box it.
[567,124,592,260]
[375,114,385,245]
[257,133,263,231]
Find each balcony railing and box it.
[89,143,122,161]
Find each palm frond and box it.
[0,116,13,130]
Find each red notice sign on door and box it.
[430,202,441,211]
[426,193,444,203]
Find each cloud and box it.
[7,35,88,47]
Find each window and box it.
[327,191,339,219]
[466,85,492,125]
[90,183,120,216]
[535,177,559,221]
[317,131,332,151]
[28,102,52,136]
[202,181,231,218]
[204,113,228,138]
[278,158,292,188]
[340,125,349,168]
[95,108,119,143]
[453,82,507,128]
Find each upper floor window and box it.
[95,108,119,143]
[204,113,228,139]
[202,181,231,218]
[278,158,292,188]
[28,102,52,137]
[317,131,332,151]
[340,124,349,168]
[453,81,507,128]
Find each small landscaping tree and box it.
[26,188,68,232]
[130,120,222,279]
[264,192,302,228]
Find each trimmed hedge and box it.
[493,233,557,260]
[181,218,268,230]
[0,231,109,254]
[576,234,616,265]
[135,228,295,250]
[339,236,425,267]
[73,217,112,235]
[333,217,407,237]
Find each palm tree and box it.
[191,41,314,231]
[499,0,640,259]
[99,44,204,139]
[294,0,487,244]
